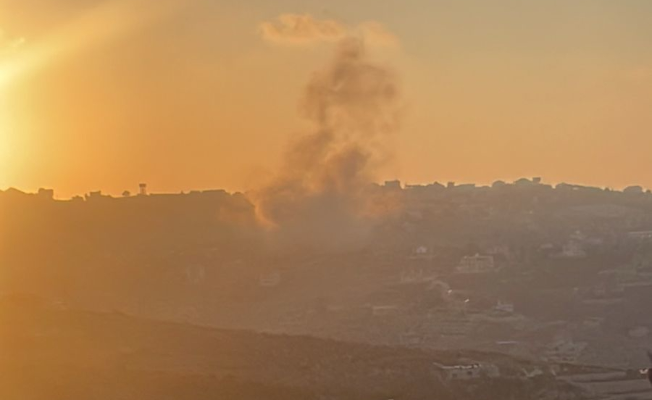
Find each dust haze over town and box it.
[2,2,652,400]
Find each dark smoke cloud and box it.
[253,31,402,252]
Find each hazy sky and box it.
[1,0,652,197]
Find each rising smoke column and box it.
[254,17,402,251]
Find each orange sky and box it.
[1,0,652,198]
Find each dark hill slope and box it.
[0,300,585,400]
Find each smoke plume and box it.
[253,17,402,252]
[259,14,347,45]
[259,14,399,48]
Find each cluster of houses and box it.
[433,361,501,381]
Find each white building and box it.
[456,254,496,274]
[559,241,587,259]
[434,362,500,381]
[494,300,515,313]
[628,230,652,241]
[415,246,428,255]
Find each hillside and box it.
[0,298,585,400]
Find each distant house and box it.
[582,317,605,329]
[514,177,542,186]
[85,191,107,201]
[558,241,587,259]
[624,185,644,195]
[434,362,500,381]
[456,254,496,274]
[37,188,54,200]
[415,246,428,255]
[407,245,435,261]
[384,180,402,190]
[589,282,623,298]
[628,231,652,241]
[522,367,545,378]
[494,300,515,314]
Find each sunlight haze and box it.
[1,0,652,197]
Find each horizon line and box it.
[2,177,651,201]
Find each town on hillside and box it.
[3,178,652,399]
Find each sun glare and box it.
[0,0,183,90]
[0,0,185,189]
[0,122,12,187]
